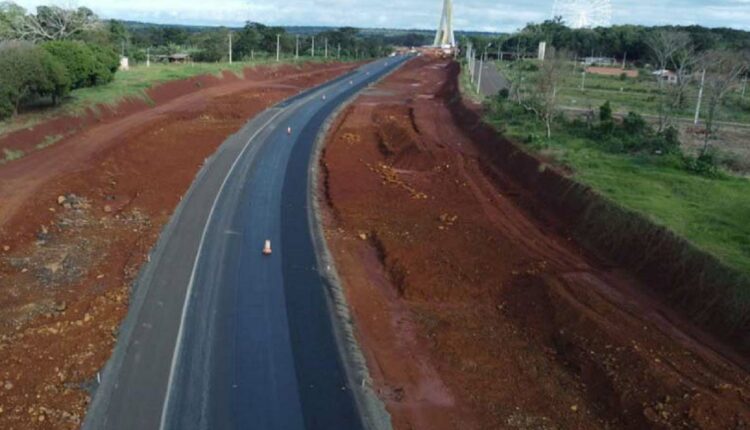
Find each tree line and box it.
[464,19,750,64]
[114,21,412,63]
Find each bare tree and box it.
[669,42,698,111]
[0,1,25,40]
[9,5,99,42]
[522,48,569,138]
[646,30,690,132]
[698,50,748,152]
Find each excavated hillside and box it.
[320,56,750,429]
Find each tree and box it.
[0,1,26,40]
[523,48,569,138]
[646,30,691,131]
[0,41,70,117]
[42,40,113,88]
[233,22,262,59]
[698,50,749,152]
[669,41,698,110]
[11,5,100,41]
[193,29,228,62]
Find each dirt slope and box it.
[320,56,750,429]
[0,61,357,429]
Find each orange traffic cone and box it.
[262,240,272,255]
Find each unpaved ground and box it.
[320,56,750,429]
[0,61,357,429]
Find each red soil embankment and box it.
[443,61,750,350]
[320,56,750,429]
[0,61,357,429]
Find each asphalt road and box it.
[472,60,509,97]
[83,55,409,430]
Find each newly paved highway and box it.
[83,55,409,430]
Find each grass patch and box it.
[496,60,750,124]
[1,148,25,164]
[485,98,750,277]
[35,134,63,150]
[0,57,348,136]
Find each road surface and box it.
[472,60,509,97]
[83,55,409,430]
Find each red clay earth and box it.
[0,61,357,429]
[320,55,750,429]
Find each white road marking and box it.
[158,107,287,430]
[158,60,397,429]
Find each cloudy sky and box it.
[12,0,750,32]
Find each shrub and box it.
[0,41,71,118]
[40,50,71,104]
[598,101,614,135]
[622,111,648,135]
[42,40,96,89]
[683,152,720,177]
[89,44,119,83]
[42,40,118,89]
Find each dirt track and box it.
[0,61,357,429]
[320,56,750,429]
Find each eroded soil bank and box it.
[0,61,357,429]
[320,56,750,429]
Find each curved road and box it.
[83,55,409,430]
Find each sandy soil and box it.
[0,61,357,429]
[320,56,750,429]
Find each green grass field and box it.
[0,56,347,136]
[497,60,750,124]
[483,93,750,278]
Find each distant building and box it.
[119,57,129,71]
[583,56,616,66]
[154,53,191,64]
[652,69,678,84]
[586,66,638,78]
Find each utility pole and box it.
[622,51,627,69]
[325,38,328,58]
[742,75,747,99]
[497,44,501,61]
[146,47,150,67]
[337,44,341,59]
[276,34,280,62]
[228,32,232,64]
[312,36,315,57]
[580,69,586,91]
[295,35,299,59]
[694,68,706,125]
[251,49,254,60]
[476,58,483,94]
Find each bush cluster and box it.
[0,40,119,119]
[576,102,681,155]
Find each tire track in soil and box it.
[320,56,750,429]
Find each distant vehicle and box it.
[262,240,272,255]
